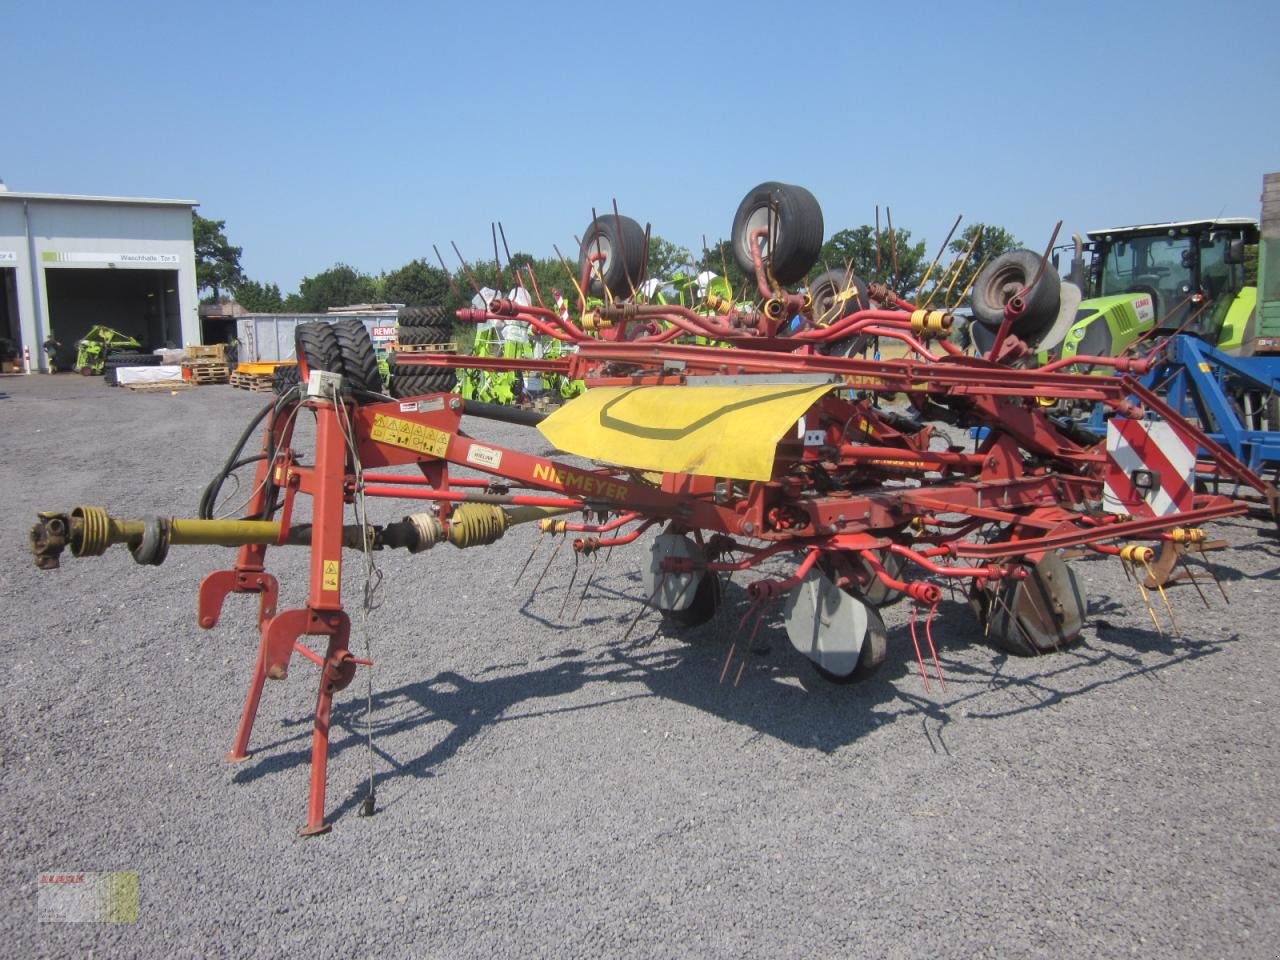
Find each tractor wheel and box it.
[79,366,94,376]
[661,571,721,630]
[390,363,456,398]
[397,323,451,346]
[294,322,343,380]
[332,318,382,395]
[970,249,1061,336]
[578,213,648,299]
[397,305,451,326]
[273,364,301,397]
[731,182,824,286]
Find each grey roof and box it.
[0,190,198,208]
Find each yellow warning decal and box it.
[370,413,451,457]
[1198,362,1212,372]
[322,560,340,591]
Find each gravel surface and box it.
[2,373,1278,958]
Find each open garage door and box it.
[1,268,18,366]
[44,268,181,361]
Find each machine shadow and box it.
[231,576,1236,826]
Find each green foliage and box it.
[294,263,378,312]
[812,225,928,298]
[647,235,692,281]
[1244,243,1258,286]
[383,259,452,306]
[193,213,244,302]
[232,279,285,313]
[698,240,750,301]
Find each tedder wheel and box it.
[332,318,383,395]
[783,565,889,684]
[969,550,1086,656]
[809,268,869,327]
[662,570,721,631]
[397,324,451,346]
[731,181,824,286]
[578,214,648,299]
[396,305,451,326]
[273,363,301,396]
[970,249,1061,336]
[294,322,343,381]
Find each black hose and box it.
[198,395,284,520]
[462,398,547,426]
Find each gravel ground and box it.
[2,373,1278,959]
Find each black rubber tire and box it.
[273,363,301,397]
[294,322,342,380]
[397,305,451,325]
[1267,394,1280,433]
[397,323,451,346]
[811,604,888,684]
[103,352,161,368]
[390,363,456,398]
[332,318,382,394]
[809,269,869,326]
[578,214,647,299]
[731,181,824,286]
[970,249,1061,336]
[102,366,118,385]
[661,572,721,630]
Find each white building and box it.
[0,184,200,371]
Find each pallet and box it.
[392,342,457,354]
[125,380,195,393]
[187,363,230,384]
[184,344,228,362]
[229,371,275,393]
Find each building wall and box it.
[0,197,199,369]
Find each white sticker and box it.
[398,401,421,413]
[1132,295,1155,324]
[418,396,446,412]
[467,445,504,469]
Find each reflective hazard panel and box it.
[1103,419,1195,517]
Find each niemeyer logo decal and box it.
[532,462,630,500]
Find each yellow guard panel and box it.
[537,383,834,481]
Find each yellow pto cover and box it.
[538,383,834,481]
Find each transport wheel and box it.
[332,318,382,394]
[970,249,1061,334]
[578,213,647,299]
[397,305,451,325]
[397,324,451,346]
[731,181,824,286]
[970,551,1085,656]
[294,322,342,381]
[272,363,301,396]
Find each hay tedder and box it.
[29,184,1278,835]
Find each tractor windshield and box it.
[1099,234,1194,318]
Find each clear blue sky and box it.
[4,0,1277,292]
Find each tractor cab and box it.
[1087,219,1257,340]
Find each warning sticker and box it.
[466,445,504,469]
[322,560,340,591]
[370,414,450,457]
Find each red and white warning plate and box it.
[1103,418,1196,517]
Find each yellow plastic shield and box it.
[537,383,834,481]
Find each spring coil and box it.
[71,505,111,557]
[447,504,509,548]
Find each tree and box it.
[383,259,452,306]
[193,213,244,302]
[232,279,285,313]
[813,225,928,297]
[294,264,378,312]
[698,239,750,299]
[647,235,692,281]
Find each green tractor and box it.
[969,217,1265,364]
[73,325,143,376]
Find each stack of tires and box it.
[391,305,456,399]
[102,351,161,385]
[278,319,385,398]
